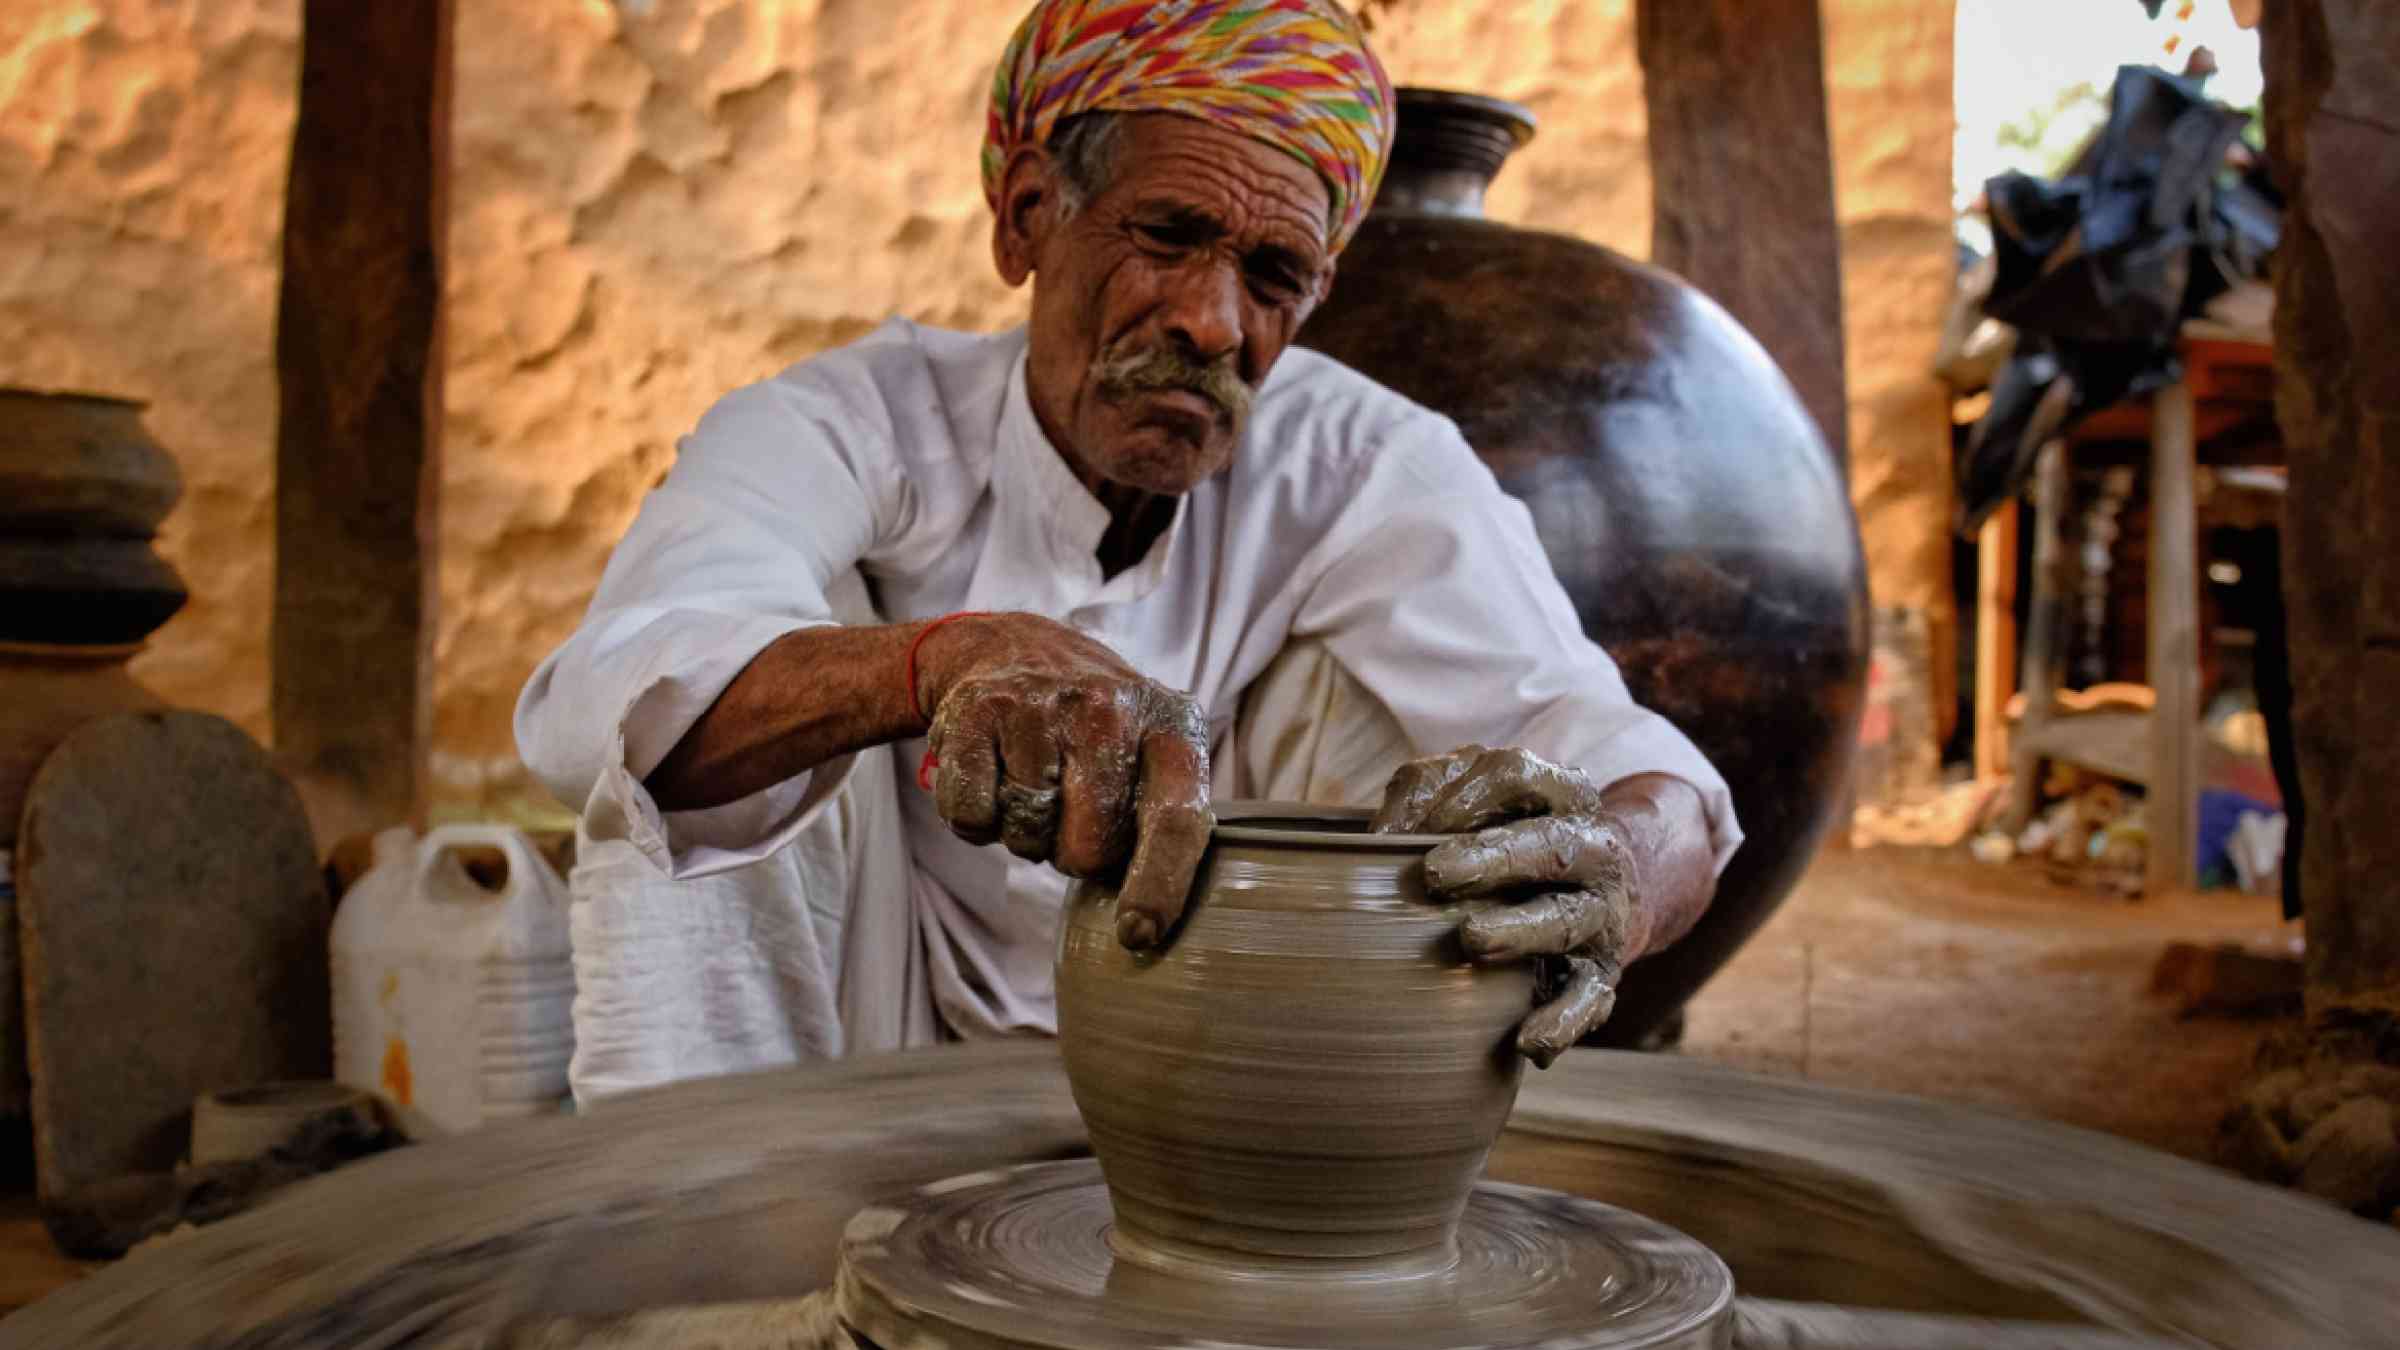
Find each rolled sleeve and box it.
[515,372,900,877]
[534,611,855,879]
[1289,418,1743,875]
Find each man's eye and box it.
[1248,267,1306,303]
[1135,223,1196,251]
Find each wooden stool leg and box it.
[2005,443,2072,833]
[1975,501,2020,782]
[2147,379,2201,894]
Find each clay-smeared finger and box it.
[1114,726,1213,949]
[996,705,1064,861]
[1427,816,1629,899]
[996,782,1061,861]
[1459,888,1631,963]
[1055,720,1138,878]
[1516,957,1617,1069]
[1371,745,1488,832]
[930,703,1003,845]
[1418,749,1603,835]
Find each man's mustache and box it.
[1091,341,1254,426]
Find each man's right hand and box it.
[915,612,1214,952]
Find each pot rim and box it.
[1210,799,1454,850]
[1393,87,1538,144]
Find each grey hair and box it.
[1048,111,1127,218]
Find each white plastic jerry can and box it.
[330,824,575,1134]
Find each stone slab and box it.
[15,711,329,1250]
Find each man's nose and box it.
[1160,258,1243,365]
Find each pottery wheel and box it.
[835,1159,1733,1349]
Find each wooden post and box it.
[1974,500,2020,781]
[2262,0,2400,1000]
[271,0,452,843]
[2224,0,2400,1216]
[1636,0,1850,467]
[2146,380,2201,895]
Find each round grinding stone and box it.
[835,1159,1733,1350]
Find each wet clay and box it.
[1054,803,1537,1272]
[834,1159,1733,1350]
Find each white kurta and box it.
[516,318,1740,1099]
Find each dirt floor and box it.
[0,842,2303,1317]
[1682,843,2301,1162]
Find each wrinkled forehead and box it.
[1109,112,1337,255]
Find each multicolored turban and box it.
[983,0,1396,255]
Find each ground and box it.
[1684,844,2299,1160]
[0,843,2301,1316]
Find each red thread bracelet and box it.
[906,612,989,789]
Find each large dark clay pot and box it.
[1297,91,1870,1046]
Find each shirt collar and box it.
[995,349,1189,606]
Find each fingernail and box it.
[1117,911,1159,949]
[1459,915,1503,959]
[1425,841,1485,889]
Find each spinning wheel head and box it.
[834,1160,1734,1350]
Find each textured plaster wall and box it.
[0,0,1952,821]
[1823,0,1961,734]
[0,0,297,738]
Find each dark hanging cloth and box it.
[1954,64,2274,535]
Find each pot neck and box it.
[1370,89,1537,221]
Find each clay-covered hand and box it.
[1373,747,1711,1068]
[918,612,1213,950]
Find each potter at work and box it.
[517,0,1737,1098]
[21,0,2400,1343]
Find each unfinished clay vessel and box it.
[1055,802,1536,1276]
[1298,90,1870,1047]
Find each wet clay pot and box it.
[1297,90,1870,1047]
[1055,803,1536,1278]
[0,390,187,646]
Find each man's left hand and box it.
[1372,748,1713,1068]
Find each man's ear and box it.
[992,142,1064,288]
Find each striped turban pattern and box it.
[983,0,1396,255]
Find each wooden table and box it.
[1993,323,2277,894]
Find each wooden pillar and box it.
[2226,0,2400,1217]
[271,0,451,843]
[2263,0,2400,1004]
[1636,0,1850,467]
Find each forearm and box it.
[1598,773,1716,960]
[645,618,965,812]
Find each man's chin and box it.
[1094,425,1237,496]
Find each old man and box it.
[518,0,1739,1102]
